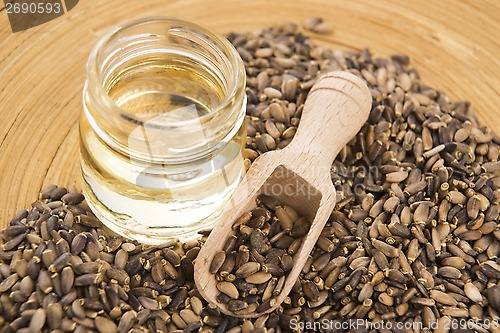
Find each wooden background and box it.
[0,0,498,227]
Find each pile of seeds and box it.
[211,196,310,316]
[0,186,206,333]
[0,20,499,332]
[232,19,500,331]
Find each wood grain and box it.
[0,0,499,227]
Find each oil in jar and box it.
[81,18,247,244]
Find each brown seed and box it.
[49,252,72,273]
[118,310,136,333]
[273,58,295,69]
[227,299,248,312]
[210,251,226,275]
[311,22,333,34]
[179,308,201,325]
[312,253,331,272]
[275,206,293,232]
[378,292,394,306]
[250,229,270,254]
[385,269,407,284]
[61,192,85,205]
[249,247,266,266]
[411,297,436,307]
[95,316,118,333]
[41,249,57,268]
[447,190,468,205]
[440,256,466,270]
[404,180,427,196]
[217,281,239,299]
[264,86,282,99]
[303,281,320,302]
[262,277,278,302]
[245,272,272,284]
[346,267,365,292]
[233,212,253,230]
[482,161,500,173]
[291,217,310,238]
[29,308,46,332]
[314,237,332,253]
[2,234,26,251]
[138,296,161,310]
[47,302,63,330]
[464,282,483,303]
[235,262,261,279]
[372,239,399,257]
[281,253,294,273]
[437,266,462,279]
[467,195,481,220]
[163,260,179,280]
[358,282,374,302]
[349,256,370,271]
[0,272,18,292]
[74,273,103,286]
[71,233,87,255]
[76,215,101,227]
[263,263,284,277]
[303,17,322,30]
[232,302,258,316]
[106,268,130,285]
[430,289,458,306]
[71,298,86,318]
[442,307,469,318]
[218,252,236,278]
[60,266,74,295]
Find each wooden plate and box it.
[0,0,498,227]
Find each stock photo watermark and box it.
[4,0,79,32]
[289,318,500,332]
[256,162,383,200]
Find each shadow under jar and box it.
[80,17,247,244]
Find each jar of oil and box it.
[81,17,247,244]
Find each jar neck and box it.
[83,17,246,164]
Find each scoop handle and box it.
[286,71,372,167]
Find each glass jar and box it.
[81,17,247,244]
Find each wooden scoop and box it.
[194,71,371,317]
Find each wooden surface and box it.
[0,0,499,227]
[194,72,371,317]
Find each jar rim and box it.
[86,16,245,127]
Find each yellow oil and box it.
[107,58,225,121]
[81,55,246,243]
